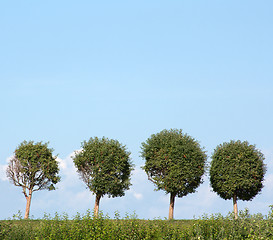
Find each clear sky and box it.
[0,0,273,220]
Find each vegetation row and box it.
[1,208,273,239]
[5,129,266,221]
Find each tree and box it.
[210,140,266,219]
[72,137,133,217]
[141,129,207,220]
[6,141,60,219]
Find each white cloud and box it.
[127,167,150,201]
[133,192,143,200]
[56,152,84,191]
[56,157,67,170]
[262,148,273,169]
[0,164,8,181]
[264,174,273,189]
[0,156,12,181]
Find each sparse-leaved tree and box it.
[72,137,133,217]
[141,129,207,220]
[210,140,266,219]
[6,141,60,219]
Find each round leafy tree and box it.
[73,137,133,216]
[141,129,207,219]
[210,140,266,219]
[6,141,60,219]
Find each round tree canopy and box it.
[73,137,133,198]
[6,140,60,192]
[141,129,207,198]
[210,140,266,201]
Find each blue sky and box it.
[0,0,273,219]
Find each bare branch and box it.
[6,157,28,188]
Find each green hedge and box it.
[1,207,273,239]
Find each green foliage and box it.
[1,208,273,239]
[12,210,23,220]
[141,129,207,197]
[210,140,266,201]
[73,137,133,198]
[6,140,60,192]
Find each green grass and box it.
[1,207,273,239]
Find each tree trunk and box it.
[233,193,238,220]
[168,192,176,220]
[94,194,101,217]
[24,189,32,219]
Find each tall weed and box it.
[1,207,273,239]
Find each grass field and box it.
[1,207,273,239]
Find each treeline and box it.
[5,129,266,220]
